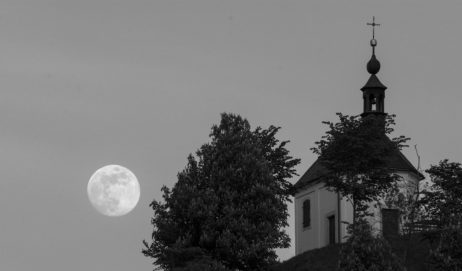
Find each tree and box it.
[338,219,405,271]
[420,159,462,228]
[420,160,462,270]
[429,227,462,271]
[142,113,300,271]
[311,113,409,223]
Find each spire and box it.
[361,16,387,117]
[366,16,381,75]
[367,16,380,55]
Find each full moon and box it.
[87,165,140,217]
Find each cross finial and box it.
[367,16,380,40]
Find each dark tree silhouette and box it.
[429,227,462,271]
[418,159,462,270]
[338,219,405,271]
[311,113,409,223]
[421,159,462,228]
[142,113,300,271]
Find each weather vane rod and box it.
[367,16,380,54]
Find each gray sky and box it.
[1,1,461,270]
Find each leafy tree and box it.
[311,113,409,223]
[420,159,462,228]
[338,219,406,271]
[142,113,300,271]
[429,227,462,271]
[420,160,462,270]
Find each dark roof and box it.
[361,74,387,90]
[293,146,425,194]
[294,159,328,191]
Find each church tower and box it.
[361,16,387,117]
[292,17,424,255]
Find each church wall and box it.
[318,186,339,246]
[294,182,338,255]
[339,196,354,242]
[347,171,421,237]
[368,171,421,235]
[294,171,421,255]
[294,183,319,255]
[396,171,420,197]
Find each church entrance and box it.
[382,208,400,239]
[327,215,336,245]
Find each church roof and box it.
[293,145,425,194]
[361,74,387,90]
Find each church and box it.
[292,19,425,255]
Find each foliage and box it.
[311,113,409,221]
[419,160,462,270]
[429,227,462,271]
[272,233,434,271]
[338,219,406,271]
[420,159,462,228]
[170,255,230,271]
[269,244,341,271]
[142,113,300,271]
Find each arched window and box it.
[303,199,311,228]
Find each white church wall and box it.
[353,171,421,237]
[339,196,354,243]
[367,202,383,235]
[294,183,319,254]
[396,171,421,227]
[295,171,421,255]
[294,182,338,255]
[339,196,383,238]
[318,186,339,247]
[371,171,421,234]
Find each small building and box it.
[292,23,425,255]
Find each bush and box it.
[338,220,405,271]
[429,227,462,271]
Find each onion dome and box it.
[367,53,381,75]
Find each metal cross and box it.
[367,16,380,39]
